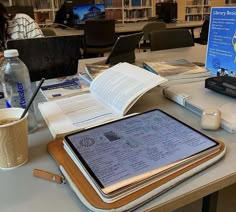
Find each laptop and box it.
[6,35,82,82]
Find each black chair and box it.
[139,21,166,52]
[194,19,209,45]
[83,19,116,58]
[149,28,194,51]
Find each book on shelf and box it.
[143,59,212,86]
[63,109,225,203]
[38,62,167,139]
[38,75,89,101]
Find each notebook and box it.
[6,35,82,82]
[163,81,236,133]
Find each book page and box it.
[64,110,219,194]
[90,62,167,115]
[38,93,121,138]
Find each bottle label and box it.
[5,82,27,109]
[17,82,27,109]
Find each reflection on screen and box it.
[73,4,105,25]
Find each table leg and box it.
[202,191,218,212]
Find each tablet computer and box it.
[92,32,143,66]
[106,32,143,65]
[63,109,220,200]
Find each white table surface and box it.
[3,44,236,212]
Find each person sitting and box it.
[0,3,43,63]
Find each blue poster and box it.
[206,7,236,77]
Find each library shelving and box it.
[177,0,226,22]
[184,0,211,21]
[4,0,63,25]
[105,0,154,23]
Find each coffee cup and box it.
[0,108,28,169]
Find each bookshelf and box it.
[4,0,63,25]
[177,0,225,22]
[184,0,211,21]
[105,0,154,23]
[225,0,236,5]
[32,0,63,25]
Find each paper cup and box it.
[0,108,28,169]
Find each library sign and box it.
[206,7,236,77]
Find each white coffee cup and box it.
[0,108,28,169]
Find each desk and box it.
[48,21,203,38]
[2,45,236,212]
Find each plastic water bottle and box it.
[0,49,38,133]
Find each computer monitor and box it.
[156,2,177,23]
[6,35,82,82]
[106,32,144,65]
[72,3,105,26]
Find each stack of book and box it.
[143,59,212,87]
[79,63,110,84]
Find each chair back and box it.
[84,19,116,47]
[142,21,166,41]
[149,29,194,51]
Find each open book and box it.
[38,62,167,138]
[63,109,224,203]
[143,59,211,86]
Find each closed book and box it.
[143,59,211,86]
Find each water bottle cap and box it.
[4,49,19,58]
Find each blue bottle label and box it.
[17,82,27,109]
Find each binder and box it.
[47,138,226,211]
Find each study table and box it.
[2,44,236,212]
[47,20,203,38]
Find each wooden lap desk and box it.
[2,44,236,212]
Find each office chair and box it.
[83,19,116,58]
[139,21,166,52]
[195,18,209,45]
[149,28,194,51]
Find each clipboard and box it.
[47,138,226,211]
